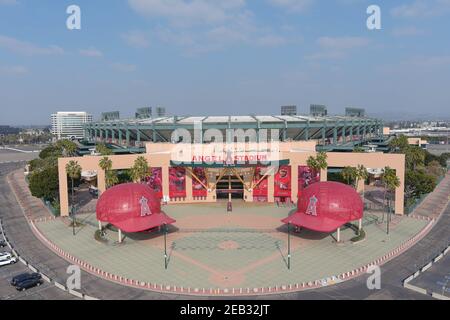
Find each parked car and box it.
[89,186,99,198]
[0,252,13,261]
[15,278,43,291]
[0,256,17,267]
[10,273,42,286]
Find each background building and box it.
[310,104,328,117]
[346,108,366,117]
[135,107,152,119]
[101,111,120,122]
[51,112,93,140]
[281,106,297,116]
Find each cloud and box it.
[79,47,103,57]
[267,0,314,13]
[306,36,369,60]
[112,63,137,72]
[317,36,370,50]
[391,26,425,37]
[391,0,450,18]
[128,1,298,55]
[121,30,150,48]
[128,0,246,26]
[0,65,28,75]
[0,35,63,56]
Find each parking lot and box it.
[0,244,77,300]
[0,160,77,300]
[410,253,450,298]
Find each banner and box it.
[169,167,187,198]
[253,166,268,198]
[298,166,320,195]
[145,168,163,199]
[274,166,291,198]
[192,167,207,197]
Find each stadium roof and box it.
[91,114,376,125]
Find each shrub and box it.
[351,229,366,243]
[94,230,108,243]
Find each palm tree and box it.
[66,160,82,235]
[99,157,118,189]
[96,143,113,156]
[58,140,78,157]
[130,156,150,183]
[307,152,328,178]
[381,166,401,234]
[341,166,357,187]
[355,164,369,201]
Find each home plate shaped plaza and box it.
[34,202,429,292]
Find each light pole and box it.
[164,224,168,270]
[387,197,391,235]
[287,222,291,270]
[71,205,76,236]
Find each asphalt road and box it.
[0,161,448,300]
[0,162,77,300]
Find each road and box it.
[0,161,448,300]
[0,162,77,300]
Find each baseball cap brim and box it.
[282,211,345,233]
[109,212,176,233]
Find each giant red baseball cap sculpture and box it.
[96,183,175,233]
[282,181,363,233]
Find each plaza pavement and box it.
[2,162,449,299]
[35,202,428,291]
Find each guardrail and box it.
[0,218,99,300]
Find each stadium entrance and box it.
[216,172,245,200]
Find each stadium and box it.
[56,107,404,218]
[30,107,437,296]
[82,108,385,153]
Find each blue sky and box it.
[0,0,449,125]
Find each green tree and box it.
[39,145,63,159]
[353,146,365,153]
[96,143,113,156]
[66,160,82,233]
[66,160,82,205]
[389,135,409,152]
[381,167,400,234]
[29,166,59,201]
[356,164,369,196]
[341,166,357,186]
[405,169,437,200]
[130,156,150,183]
[424,160,445,180]
[405,145,426,170]
[99,157,118,189]
[307,152,328,174]
[57,140,78,157]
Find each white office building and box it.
[51,112,93,140]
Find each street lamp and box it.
[287,222,291,270]
[71,204,76,236]
[164,223,168,270]
[387,197,391,235]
